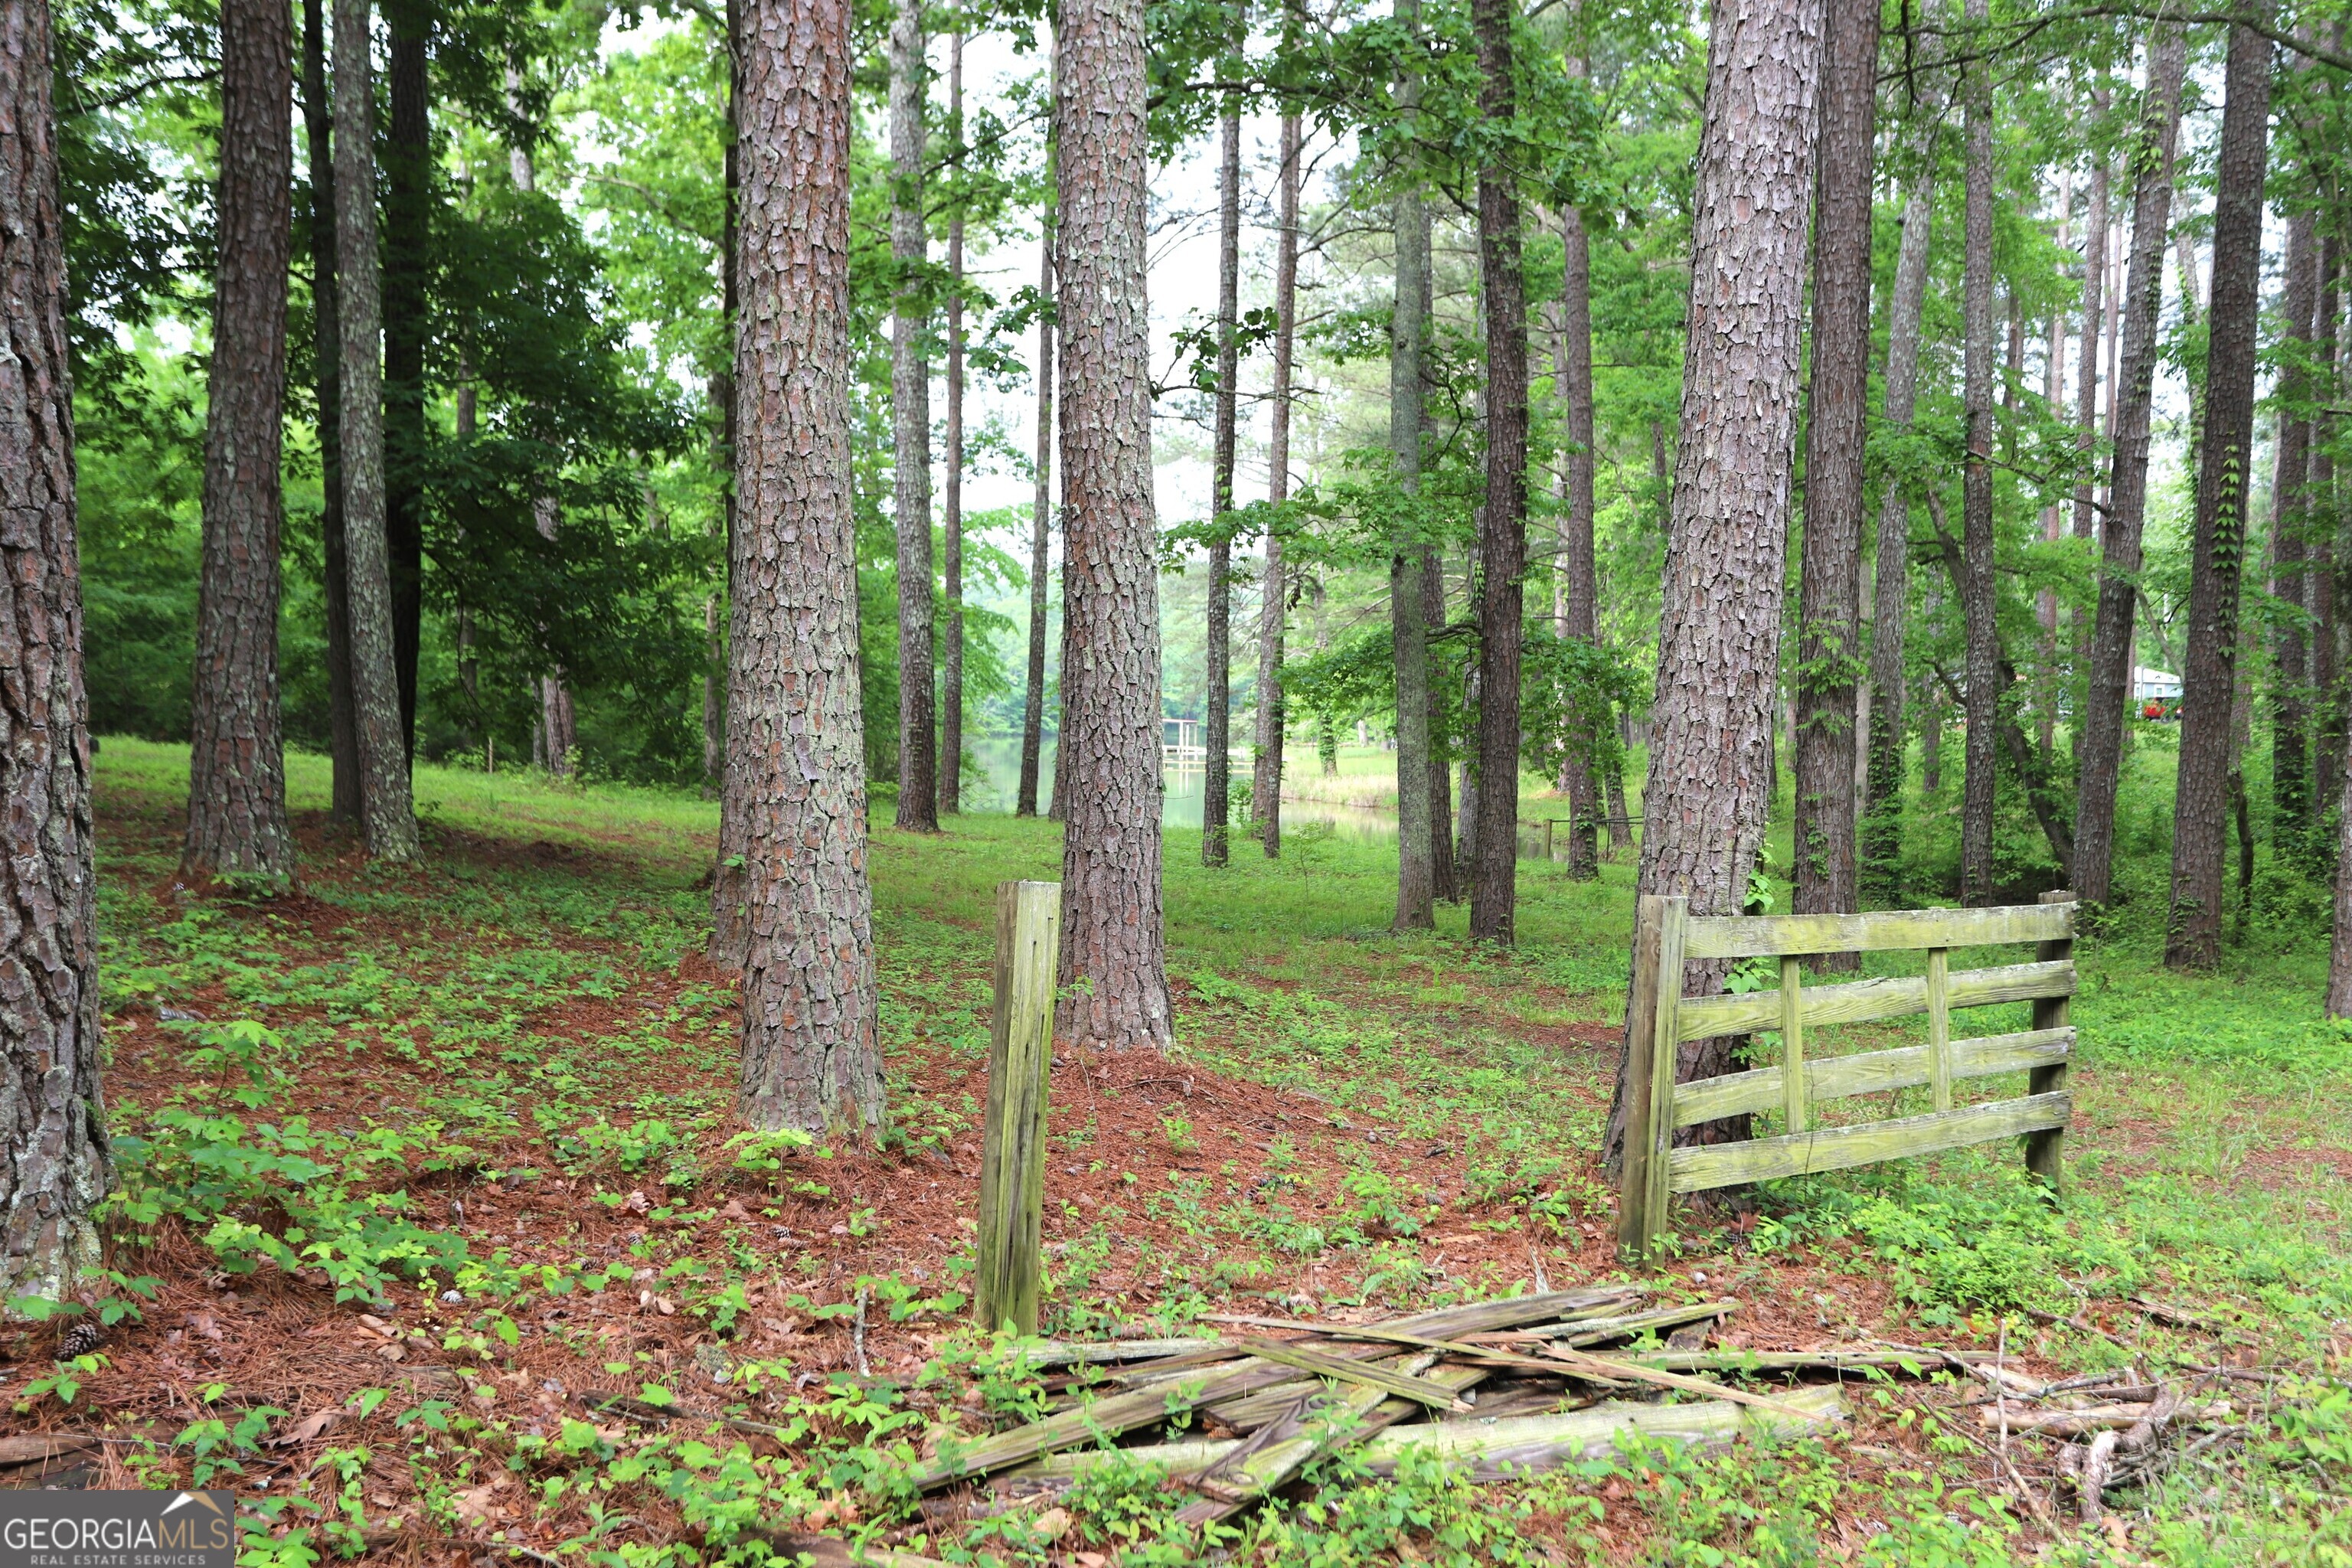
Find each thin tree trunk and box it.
[506,131,576,780]
[384,2,428,758]
[940,32,965,816]
[1958,0,1998,905]
[1557,191,1602,882]
[730,0,883,1130]
[1862,162,1935,895]
[2166,13,2272,970]
[709,0,746,946]
[1469,0,1529,943]
[1390,0,1436,929]
[2037,172,2067,755]
[2273,207,2318,853]
[1605,0,1824,1168]
[302,0,359,825]
[2072,96,2109,681]
[1057,0,1171,1049]
[1019,162,1055,819]
[1253,97,1300,858]
[1204,5,1243,868]
[0,0,107,1311]
[334,0,418,861]
[701,593,723,796]
[2073,24,2185,909]
[1792,0,1877,959]
[2317,237,2344,836]
[889,0,938,832]
[188,0,296,884]
[1425,547,1458,899]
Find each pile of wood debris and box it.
[905,1285,1872,1530]
[1971,1361,2236,1525]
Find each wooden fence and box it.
[1615,889,2076,1259]
[975,880,1060,1335]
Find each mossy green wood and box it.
[1670,1025,2072,1126]
[2024,890,2075,1190]
[975,880,1060,1336]
[1779,955,1807,1132]
[1926,947,1953,1112]
[1675,958,2073,1042]
[1665,1089,2072,1191]
[1613,893,1672,1258]
[1681,902,2072,959]
[1232,1337,1462,1407]
[1634,896,1687,1257]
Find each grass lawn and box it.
[21,736,2352,1566]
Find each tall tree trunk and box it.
[188,0,296,884]
[1253,98,1300,858]
[1605,0,1824,1167]
[384,1,428,758]
[1427,545,1457,900]
[1390,0,1436,929]
[334,0,418,861]
[1469,0,1529,943]
[1204,5,1243,869]
[2273,207,2318,854]
[1861,162,1935,895]
[2073,25,2185,909]
[2037,172,2067,756]
[302,0,359,825]
[1018,164,1055,818]
[2072,96,2109,680]
[701,593,723,795]
[730,0,883,1130]
[1792,0,1877,959]
[1556,191,1602,881]
[1057,0,1171,1049]
[1957,0,1998,906]
[0,0,107,1312]
[505,131,575,780]
[2166,15,2272,970]
[889,0,938,832]
[940,33,965,816]
[2317,238,2344,836]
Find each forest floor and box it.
[9,737,2352,1566]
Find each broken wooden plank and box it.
[1534,1344,1819,1416]
[1020,1384,1849,1481]
[1016,1338,1223,1370]
[1980,1399,2229,1436]
[1230,1338,1462,1409]
[1668,1091,2071,1191]
[1514,1298,1740,1346]
[1622,1348,1941,1376]
[1208,1351,1474,1432]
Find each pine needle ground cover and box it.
[12,737,2350,1566]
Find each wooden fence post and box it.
[976,880,1060,1334]
[1615,894,1687,1261]
[2024,889,2074,1191]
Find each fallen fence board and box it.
[1667,1091,2072,1192]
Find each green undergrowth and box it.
[44,740,2352,1564]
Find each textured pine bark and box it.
[1018,178,1054,819]
[0,0,109,1309]
[188,0,296,885]
[1790,0,1876,958]
[2073,26,2184,910]
[1055,0,1169,1050]
[1203,28,1242,870]
[2071,96,2109,643]
[729,0,882,1130]
[940,34,965,818]
[2272,209,2318,850]
[384,3,428,756]
[301,0,359,825]
[889,0,937,834]
[1252,103,1300,860]
[1957,0,1998,906]
[1390,170,1436,930]
[1861,175,1933,892]
[1605,0,1823,1168]
[334,0,418,861]
[1468,0,1527,945]
[1555,194,1600,883]
[2166,17,2272,970]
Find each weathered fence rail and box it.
[1616,889,2076,1259]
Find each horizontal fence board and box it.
[1676,960,2074,1044]
[1682,903,2074,960]
[1671,1027,2073,1128]
[1667,1091,2073,1192]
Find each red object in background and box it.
[2145,701,2165,720]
